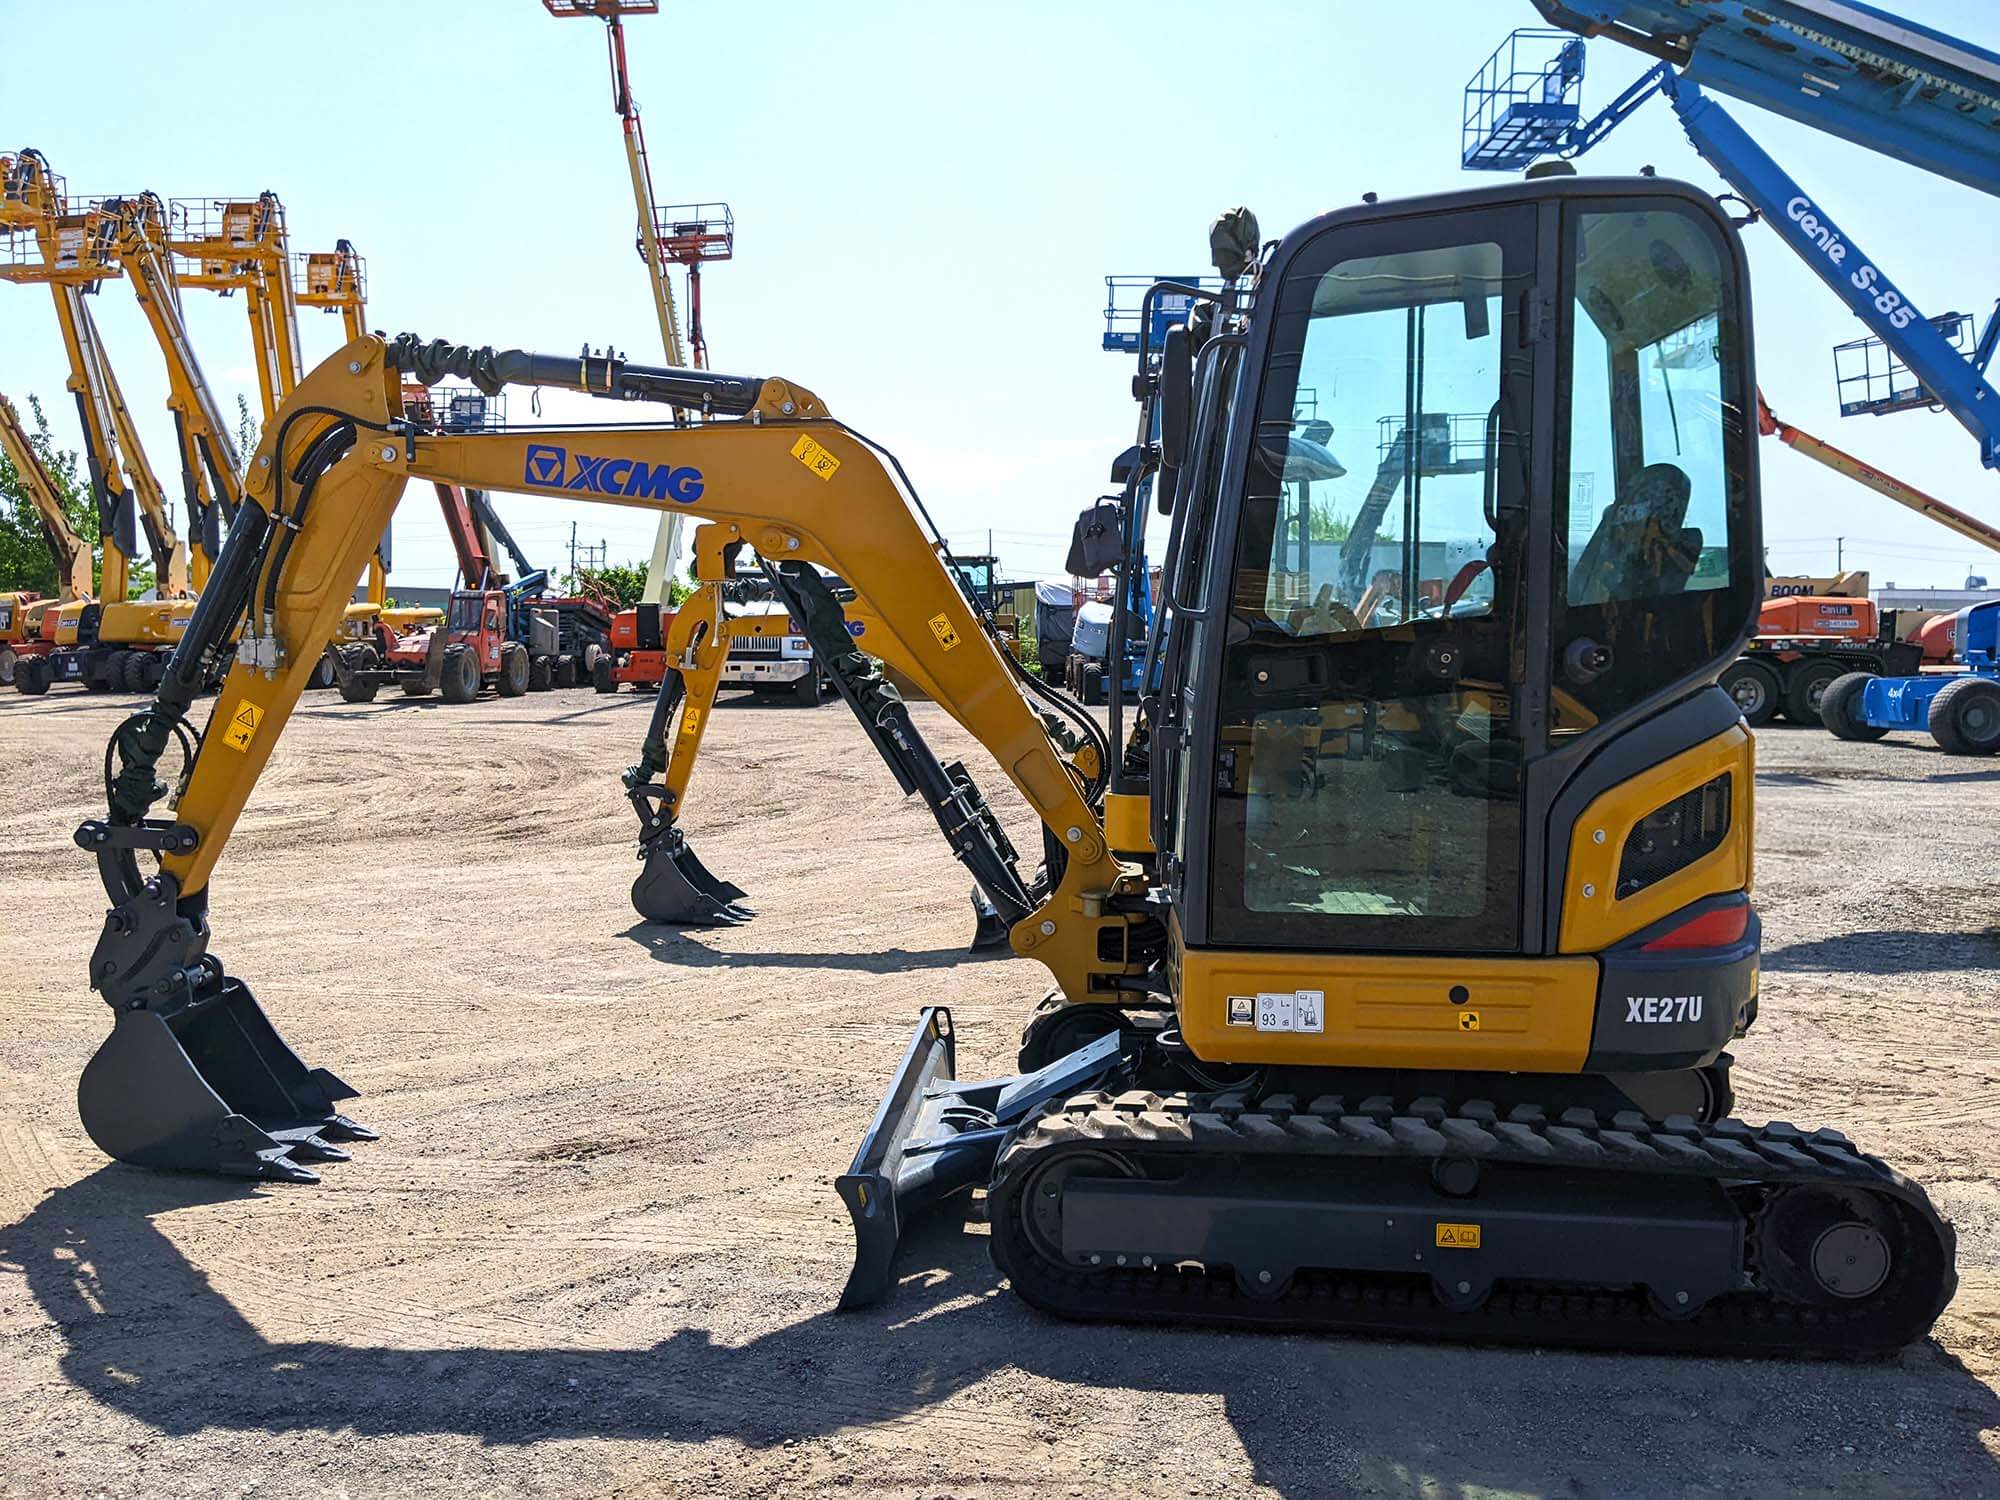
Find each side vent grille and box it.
[1617,773,1731,899]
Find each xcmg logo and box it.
[523,444,704,504]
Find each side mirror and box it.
[1158,323,1193,471]
[1109,445,1141,485]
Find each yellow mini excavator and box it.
[72,174,1954,1357]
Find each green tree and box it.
[0,393,99,594]
[1306,499,1395,544]
[562,561,694,608]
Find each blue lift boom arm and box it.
[1652,68,2000,469]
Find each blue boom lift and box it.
[1465,1,2000,752]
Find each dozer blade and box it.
[78,976,374,1184]
[835,1006,1123,1310]
[632,828,754,926]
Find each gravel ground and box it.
[1,684,1997,1498]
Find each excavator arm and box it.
[623,570,1105,945]
[76,332,1145,1186]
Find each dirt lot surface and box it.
[2,684,1998,1498]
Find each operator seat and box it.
[1568,462,1700,605]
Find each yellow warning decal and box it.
[1457,1010,1481,1031]
[790,434,841,482]
[928,613,961,651]
[220,699,264,753]
[1435,1222,1481,1249]
[679,707,702,738]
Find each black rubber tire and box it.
[308,651,337,691]
[339,673,380,703]
[1782,659,1842,723]
[401,676,432,697]
[593,657,617,694]
[529,655,554,692]
[1820,671,1888,742]
[1720,658,1780,727]
[15,656,50,695]
[1928,675,2000,755]
[0,647,14,687]
[440,645,481,704]
[497,643,530,698]
[87,653,120,692]
[555,655,579,689]
[793,668,822,706]
[121,650,149,693]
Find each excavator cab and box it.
[1159,178,1761,987]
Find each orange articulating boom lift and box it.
[545,0,735,607]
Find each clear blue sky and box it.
[4,0,1999,589]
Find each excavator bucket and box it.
[835,1007,1124,1309]
[969,890,1013,951]
[77,975,375,1184]
[631,826,753,925]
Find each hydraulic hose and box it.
[383,333,763,414]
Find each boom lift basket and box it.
[294,249,366,308]
[1835,312,1979,417]
[1462,30,1585,170]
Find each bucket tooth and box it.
[632,829,754,925]
[836,1007,1125,1309]
[78,977,373,1182]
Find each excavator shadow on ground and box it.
[624,925,1002,975]
[4,1169,1996,1496]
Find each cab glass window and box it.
[1206,209,1534,953]
[1558,205,1754,725]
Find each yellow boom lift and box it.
[2,151,200,694]
[72,176,1956,1358]
[0,151,190,600]
[0,389,93,684]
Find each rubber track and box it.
[987,1089,1957,1358]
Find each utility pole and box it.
[569,520,579,583]
[1836,536,1844,571]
